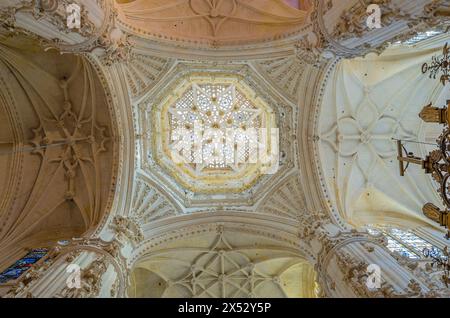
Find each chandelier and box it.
[396,102,450,240]
[395,44,450,238]
[422,42,450,86]
[396,42,450,287]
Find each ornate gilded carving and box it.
[58,255,108,298]
[331,0,401,42]
[334,251,441,298]
[0,1,132,65]
[306,0,450,63]
[0,7,16,31]
[111,216,144,245]
[422,42,450,86]
[419,103,447,124]
[422,203,448,227]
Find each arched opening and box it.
[128,227,319,298]
[0,35,119,279]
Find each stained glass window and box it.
[366,225,440,259]
[0,248,48,284]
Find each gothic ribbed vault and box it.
[0,0,449,299]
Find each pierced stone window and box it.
[152,74,278,194]
[169,83,263,171]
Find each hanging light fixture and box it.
[395,43,450,239]
[395,42,450,287]
[422,42,450,86]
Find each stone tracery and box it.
[0,42,119,277]
[0,0,449,299]
[129,226,319,298]
[168,82,263,171]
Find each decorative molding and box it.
[3,245,64,298]
[131,218,316,268]
[121,53,172,99]
[258,175,307,219]
[334,249,447,298]
[135,61,296,208]
[129,224,318,298]
[254,55,308,101]
[0,0,133,65]
[58,255,108,298]
[390,252,450,297]
[131,177,179,223]
[3,237,127,298]
[298,0,450,65]
[110,216,144,246]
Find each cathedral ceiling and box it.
[0,37,119,268]
[0,0,449,299]
[126,58,302,211]
[115,0,313,47]
[129,225,318,298]
[317,35,450,229]
[253,55,312,104]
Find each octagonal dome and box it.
[151,74,278,194]
[136,61,295,209]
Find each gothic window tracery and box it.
[393,24,450,46]
[367,226,440,259]
[0,248,48,284]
